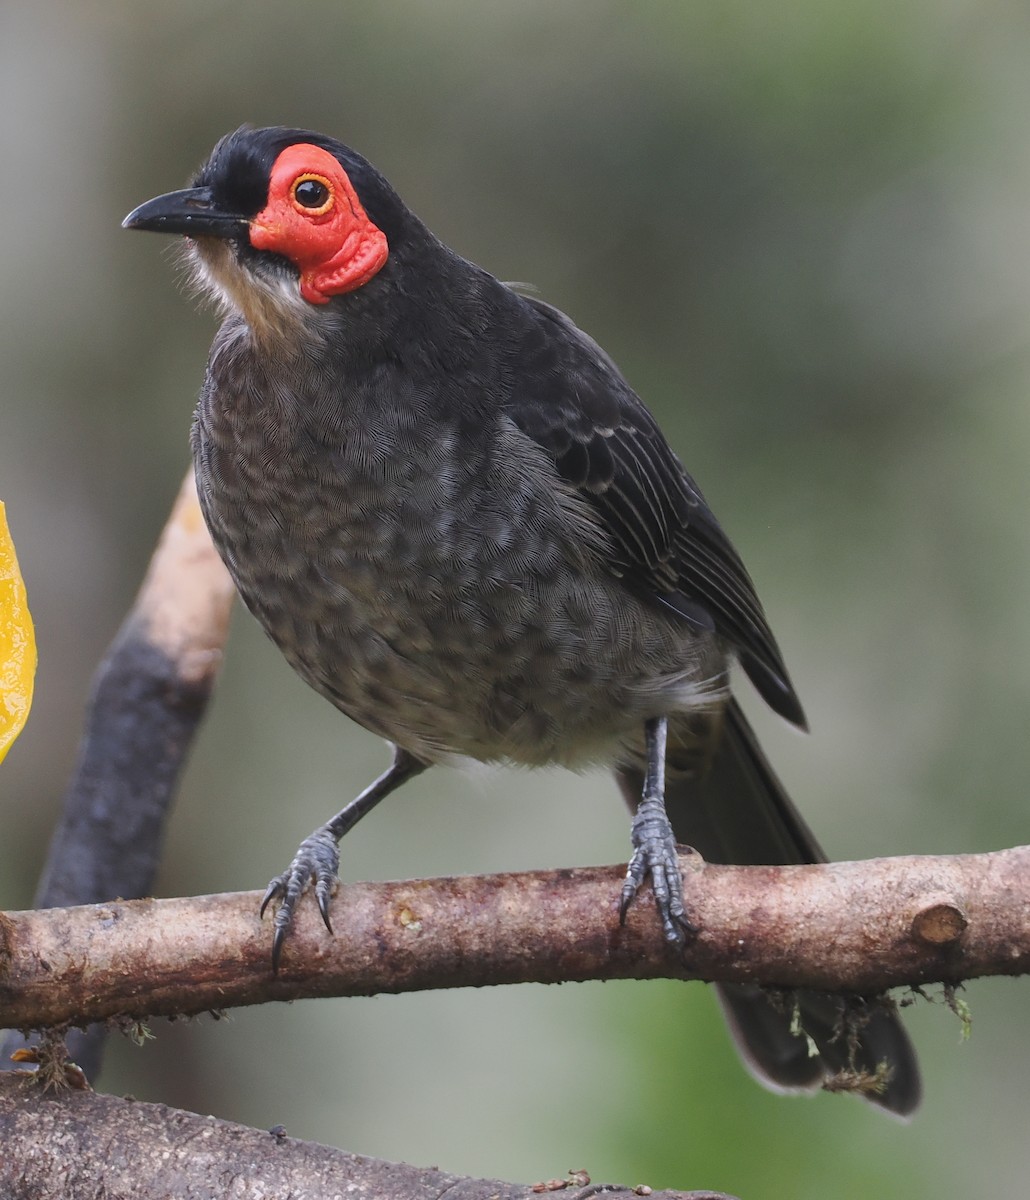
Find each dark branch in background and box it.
[0,1077,735,1200]
[0,472,235,1077]
[0,846,1025,1031]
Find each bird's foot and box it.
[260,825,340,973]
[619,794,694,945]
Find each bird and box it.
[123,124,920,1116]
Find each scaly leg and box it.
[261,746,427,971]
[618,716,691,944]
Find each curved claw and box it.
[315,877,334,934]
[271,921,289,976]
[260,875,285,920]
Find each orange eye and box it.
[291,174,334,215]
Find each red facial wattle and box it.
[248,143,389,304]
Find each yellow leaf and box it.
[0,502,36,764]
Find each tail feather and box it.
[614,698,921,1118]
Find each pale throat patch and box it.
[186,237,312,343]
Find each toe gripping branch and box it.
[260,826,341,972]
[260,748,427,973]
[619,715,693,945]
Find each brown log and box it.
[0,1075,734,1200]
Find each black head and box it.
[123,126,418,312]
[188,126,412,247]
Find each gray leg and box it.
[618,716,690,944]
[261,746,427,971]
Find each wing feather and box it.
[508,295,805,728]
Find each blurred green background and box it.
[3,2,1030,1196]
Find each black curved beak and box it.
[122,186,248,239]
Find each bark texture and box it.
[1,844,1022,1032]
[0,1076,734,1200]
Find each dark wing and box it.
[508,296,805,729]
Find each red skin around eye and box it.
[249,143,389,304]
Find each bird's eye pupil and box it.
[294,179,329,208]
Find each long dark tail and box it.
[614,698,921,1118]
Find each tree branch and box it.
[1,844,1023,1031]
[0,1076,734,1200]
